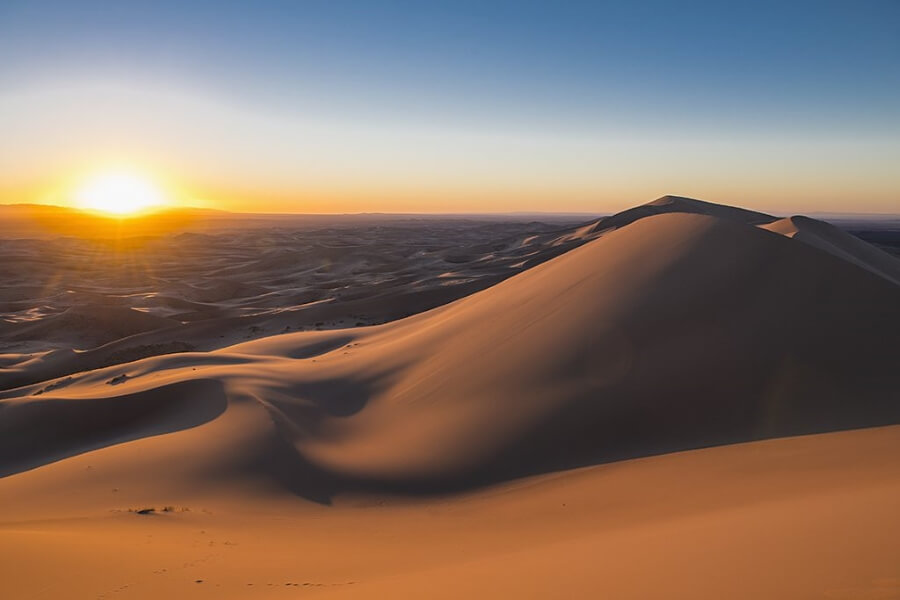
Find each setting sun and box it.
[73,171,168,216]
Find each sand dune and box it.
[1,196,898,598]
[760,214,900,284]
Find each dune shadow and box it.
[283,336,356,360]
[0,378,228,478]
[264,368,404,422]
[247,369,406,504]
[317,381,900,499]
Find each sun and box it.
[73,170,169,216]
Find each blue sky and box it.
[1,0,898,213]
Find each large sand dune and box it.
[1,196,898,598]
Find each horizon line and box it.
[3,201,899,220]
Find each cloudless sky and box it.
[1,0,898,213]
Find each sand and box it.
[1,196,898,598]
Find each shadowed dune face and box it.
[0,379,228,478]
[1,198,897,501]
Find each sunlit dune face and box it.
[73,171,168,216]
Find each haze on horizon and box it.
[1,0,898,215]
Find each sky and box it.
[1,0,898,214]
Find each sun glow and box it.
[73,170,169,216]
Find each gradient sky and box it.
[1,0,898,214]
